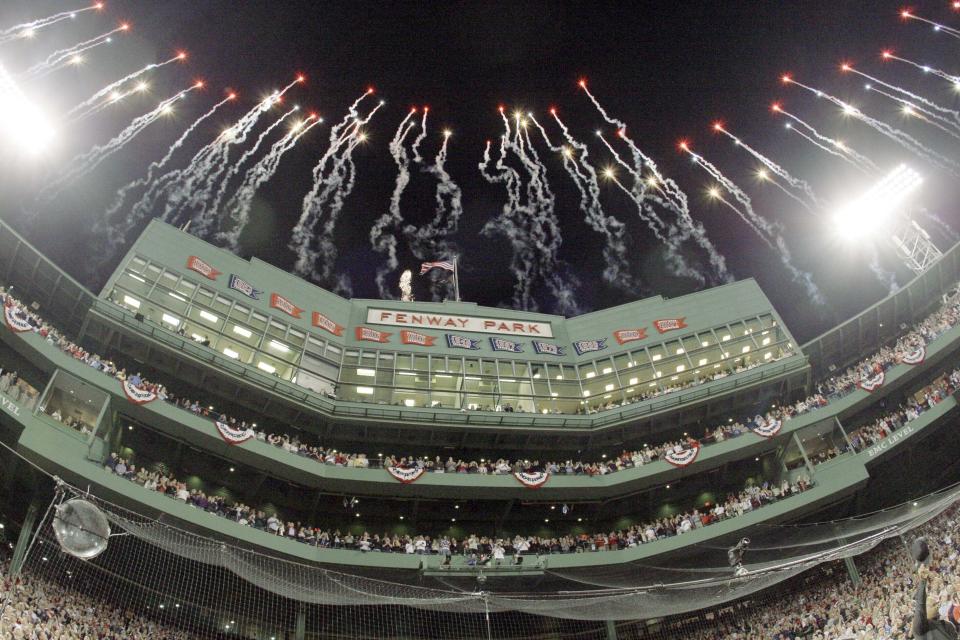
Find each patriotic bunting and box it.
[901,346,926,365]
[312,312,345,337]
[513,470,549,488]
[653,318,688,334]
[490,337,523,353]
[532,341,564,356]
[419,261,455,275]
[387,466,426,483]
[186,256,221,280]
[446,334,480,350]
[857,371,885,393]
[613,329,647,345]
[3,304,32,333]
[750,418,782,438]
[121,380,157,405]
[270,293,303,319]
[214,420,255,445]
[573,338,607,355]
[356,326,391,343]
[663,444,700,467]
[400,330,436,346]
[228,274,262,300]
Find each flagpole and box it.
[453,258,461,302]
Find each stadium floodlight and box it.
[0,62,54,154]
[832,164,923,240]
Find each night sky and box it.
[2,0,959,342]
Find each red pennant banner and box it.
[186,256,221,280]
[400,330,436,346]
[613,328,647,345]
[270,293,303,319]
[751,418,782,439]
[121,380,157,405]
[653,318,687,334]
[214,420,255,445]
[663,444,700,467]
[3,304,32,333]
[901,346,925,365]
[857,371,885,393]
[312,312,345,336]
[387,466,426,483]
[513,471,549,489]
[356,326,391,343]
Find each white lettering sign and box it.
[367,308,554,338]
[866,425,915,459]
[0,396,20,417]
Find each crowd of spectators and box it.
[0,367,39,411]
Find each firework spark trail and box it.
[886,53,960,86]
[191,105,300,236]
[580,82,730,282]
[24,25,125,78]
[866,86,960,140]
[69,82,150,123]
[0,3,101,45]
[410,108,429,163]
[163,78,302,225]
[218,115,321,250]
[97,95,235,255]
[773,104,879,173]
[844,66,960,125]
[291,94,383,291]
[67,54,183,120]
[372,109,419,298]
[529,114,633,290]
[408,129,463,301]
[756,170,818,216]
[714,124,824,210]
[787,77,960,176]
[39,83,199,202]
[902,10,960,40]
[919,208,959,242]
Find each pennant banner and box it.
[751,418,782,439]
[490,337,523,353]
[653,318,688,334]
[663,445,700,467]
[446,334,480,350]
[3,304,32,333]
[387,466,426,484]
[356,326,391,343]
[121,380,157,405]
[857,371,885,393]
[513,470,549,489]
[613,329,647,345]
[532,341,565,356]
[400,330,436,346]
[902,346,926,366]
[573,338,607,355]
[270,293,303,319]
[312,312,345,337]
[215,420,255,445]
[228,274,262,300]
[186,256,221,280]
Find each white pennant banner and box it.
[751,418,782,439]
[513,470,549,488]
[901,346,926,366]
[215,420,255,445]
[663,445,700,467]
[387,466,426,484]
[857,371,885,393]
[121,380,157,405]
[3,304,32,333]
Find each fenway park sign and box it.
[367,308,554,338]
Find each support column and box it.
[605,619,619,640]
[791,432,815,476]
[844,556,862,587]
[10,497,42,576]
[294,604,305,640]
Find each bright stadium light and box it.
[833,165,922,239]
[0,62,54,155]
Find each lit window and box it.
[555,374,563,380]
[404,399,416,407]
[161,313,180,327]
[604,383,614,391]
[128,273,146,283]
[122,295,141,309]
[199,310,219,323]
[582,390,590,397]
[603,394,612,399]
[223,348,239,359]
[764,352,773,360]
[356,368,376,377]
[652,354,662,361]
[168,292,186,302]
[269,340,289,353]
[585,371,596,379]
[550,392,559,397]
[675,348,684,355]
[232,326,252,338]
[698,358,708,366]
[762,337,771,345]
[670,375,679,380]
[655,371,662,378]
[701,341,709,347]
[602,367,612,374]
[676,365,686,373]
[741,345,751,353]
[357,386,374,395]
[628,377,638,385]
[722,334,731,341]
[257,362,276,374]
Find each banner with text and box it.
[367,308,553,338]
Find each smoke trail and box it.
[787,77,960,176]
[69,81,150,124]
[410,107,429,163]
[0,3,101,45]
[773,105,879,173]
[371,109,419,298]
[290,92,383,291]
[23,25,125,78]
[66,54,183,120]
[755,169,818,216]
[579,82,731,282]
[918,208,959,243]
[528,114,634,291]
[714,125,824,210]
[217,115,321,250]
[844,66,960,126]
[902,11,960,40]
[95,95,235,260]
[190,105,300,237]
[868,245,899,295]
[886,54,960,86]
[685,144,824,304]
[866,86,960,141]
[38,83,199,202]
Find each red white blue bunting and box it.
[514,470,549,489]
[3,304,32,333]
[751,419,782,439]
[901,346,926,366]
[120,380,157,405]
[215,420,255,445]
[387,466,426,483]
[663,444,700,467]
[857,371,885,393]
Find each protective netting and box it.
[1,480,957,639]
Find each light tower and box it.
[891,219,943,275]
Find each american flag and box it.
[419,260,455,275]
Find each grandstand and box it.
[3,217,960,639]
